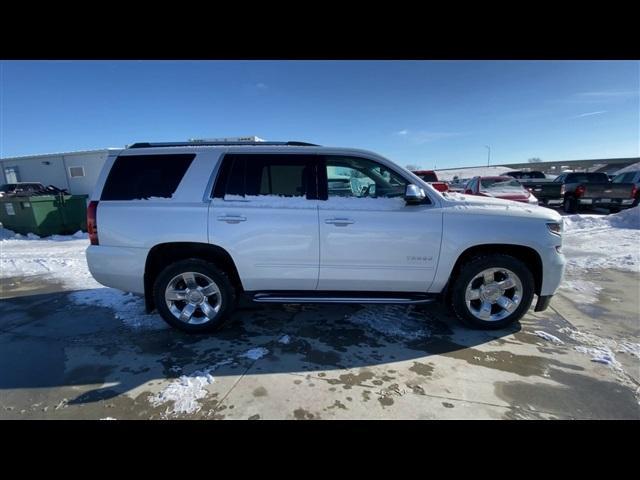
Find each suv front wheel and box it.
[153,259,235,333]
[450,254,534,329]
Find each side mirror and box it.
[405,184,426,204]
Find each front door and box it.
[209,153,320,291]
[317,155,442,292]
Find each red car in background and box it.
[412,170,449,192]
[464,176,539,204]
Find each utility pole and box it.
[485,145,491,166]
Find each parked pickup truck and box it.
[611,170,640,207]
[555,172,636,213]
[504,171,562,206]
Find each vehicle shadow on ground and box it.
[0,289,522,407]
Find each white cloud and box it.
[570,111,607,119]
[394,129,461,143]
[576,91,637,98]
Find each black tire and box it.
[450,254,535,330]
[153,258,235,333]
[563,196,578,214]
[609,207,620,214]
[632,196,639,208]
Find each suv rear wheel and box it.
[450,254,534,329]
[153,259,235,333]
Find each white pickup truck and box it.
[85,140,565,333]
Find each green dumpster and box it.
[0,194,88,237]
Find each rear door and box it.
[317,155,442,292]
[208,153,320,291]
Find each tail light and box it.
[433,183,449,192]
[560,185,565,196]
[575,185,586,198]
[631,185,637,199]
[87,201,99,245]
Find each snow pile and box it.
[69,289,167,330]
[346,305,430,341]
[151,370,216,415]
[533,330,565,344]
[239,347,270,360]
[562,207,640,273]
[564,206,640,231]
[435,166,514,181]
[1,232,99,290]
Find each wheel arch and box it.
[144,242,243,312]
[443,243,543,302]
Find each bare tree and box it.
[528,157,541,163]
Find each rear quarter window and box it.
[101,154,196,201]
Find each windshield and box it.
[480,177,524,191]
[0,184,17,192]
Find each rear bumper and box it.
[86,245,147,294]
[579,198,634,208]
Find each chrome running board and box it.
[252,294,436,305]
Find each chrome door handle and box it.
[325,218,355,226]
[217,215,247,224]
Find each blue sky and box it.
[1,60,638,169]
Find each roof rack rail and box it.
[127,141,319,149]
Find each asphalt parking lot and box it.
[1,263,638,420]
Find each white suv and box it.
[86,140,566,333]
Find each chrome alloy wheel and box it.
[464,267,523,322]
[165,272,222,324]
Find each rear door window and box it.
[101,154,196,201]
[212,154,317,199]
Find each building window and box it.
[69,166,85,178]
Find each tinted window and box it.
[613,172,635,183]
[565,172,609,184]
[323,156,408,199]
[101,154,195,201]
[213,154,316,198]
[417,172,438,182]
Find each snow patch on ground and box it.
[346,305,430,341]
[68,289,168,330]
[558,279,603,304]
[560,327,640,372]
[240,347,270,360]
[278,334,291,344]
[574,346,622,370]
[151,370,216,415]
[151,348,270,415]
[533,330,565,344]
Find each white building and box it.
[0,149,119,196]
